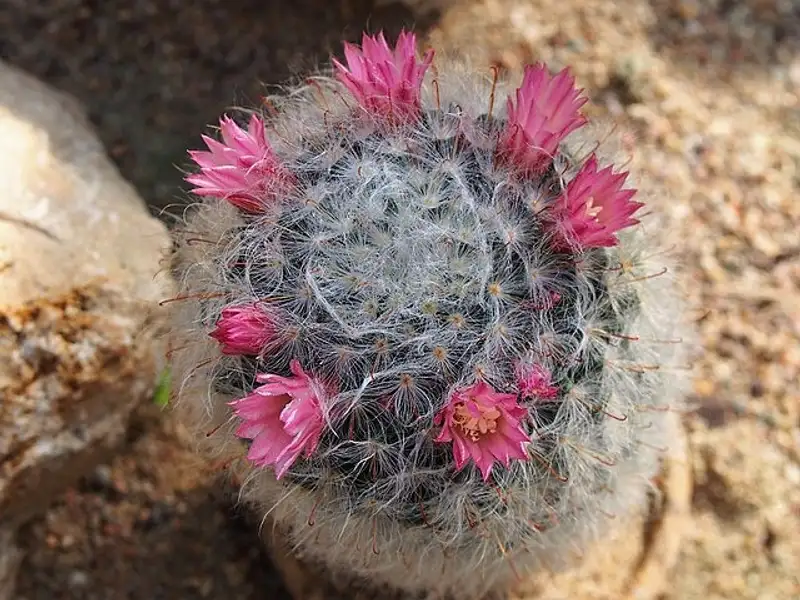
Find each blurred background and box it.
[1,0,798,598]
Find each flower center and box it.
[452,401,501,442]
[585,196,602,218]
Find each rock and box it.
[0,61,173,596]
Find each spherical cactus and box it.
[169,30,690,600]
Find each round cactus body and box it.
[170,31,690,599]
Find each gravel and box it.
[15,406,286,600]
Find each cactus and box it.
[169,30,690,600]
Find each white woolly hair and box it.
[168,55,693,599]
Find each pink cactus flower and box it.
[516,363,559,401]
[498,64,588,173]
[186,114,293,212]
[549,155,644,250]
[229,359,327,479]
[209,304,274,355]
[333,30,434,122]
[434,381,530,481]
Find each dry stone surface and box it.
[0,62,173,599]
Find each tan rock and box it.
[0,61,173,596]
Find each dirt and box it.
[14,406,284,600]
[0,0,435,215]
[3,0,799,599]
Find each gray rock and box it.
[0,62,173,597]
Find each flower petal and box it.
[230,360,329,479]
[186,115,294,212]
[333,30,433,123]
[548,155,644,250]
[498,64,587,174]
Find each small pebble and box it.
[68,571,89,588]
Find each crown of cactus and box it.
[170,30,689,599]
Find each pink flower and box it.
[333,30,434,123]
[186,114,294,212]
[209,304,274,355]
[434,381,530,481]
[498,64,588,173]
[515,363,559,401]
[548,155,644,250]
[229,360,327,479]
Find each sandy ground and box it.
[2,0,798,599]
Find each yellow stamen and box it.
[585,196,602,218]
[452,402,501,442]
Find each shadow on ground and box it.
[15,405,293,600]
[0,0,437,216]
[18,488,283,600]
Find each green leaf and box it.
[153,367,172,409]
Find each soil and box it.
[2,0,798,599]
